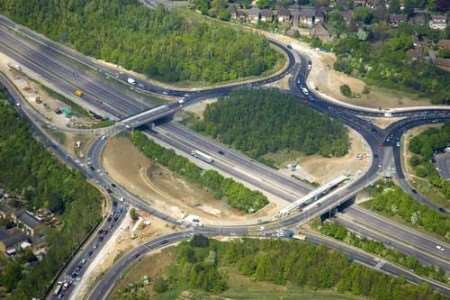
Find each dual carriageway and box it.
[0,14,449,299]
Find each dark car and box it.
[218,150,224,155]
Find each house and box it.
[260,9,273,22]
[389,14,406,27]
[291,7,323,28]
[13,210,43,236]
[231,7,247,22]
[277,7,291,23]
[311,22,332,42]
[247,8,260,24]
[429,15,447,30]
[0,228,28,254]
[409,12,427,26]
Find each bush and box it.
[130,208,139,221]
[153,277,169,293]
[340,84,352,97]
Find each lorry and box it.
[74,89,84,97]
[191,150,214,163]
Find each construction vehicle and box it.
[74,89,84,97]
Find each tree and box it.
[340,84,353,97]
[389,0,401,13]
[130,208,139,221]
[190,234,210,247]
[353,7,374,24]
[153,277,169,293]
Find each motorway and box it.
[345,207,450,261]
[0,13,449,300]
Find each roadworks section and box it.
[101,136,282,226]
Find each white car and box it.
[436,245,445,251]
[301,87,309,95]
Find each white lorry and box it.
[191,150,214,163]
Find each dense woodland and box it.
[409,123,450,202]
[0,88,102,299]
[117,236,446,300]
[316,220,448,283]
[192,89,349,160]
[131,131,269,212]
[365,181,450,241]
[0,0,281,83]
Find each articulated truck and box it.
[191,150,214,163]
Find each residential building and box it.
[311,22,332,42]
[277,7,291,23]
[13,210,43,236]
[429,15,447,30]
[389,14,406,27]
[260,9,273,22]
[291,7,324,28]
[231,7,247,22]
[0,228,28,255]
[247,7,260,24]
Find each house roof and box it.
[247,7,260,17]
[432,15,447,22]
[260,9,273,17]
[278,7,290,17]
[311,22,331,37]
[389,14,406,23]
[299,7,316,18]
[0,228,28,248]
[17,211,41,229]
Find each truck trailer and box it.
[191,150,214,163]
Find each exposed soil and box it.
[101,137,280,225]
[183,98,217,120]
[297,128,370,184]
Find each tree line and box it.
[365,180,450,242]
[145,236,446,300]
[0,88,102,299]
[131,131,269,212]
[192,89,349,161]
[0,0,281,84]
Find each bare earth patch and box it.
[101,137,280,225]
[183,98,217,120]
[296,128,370,184]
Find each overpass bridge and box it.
[119,104,179,129]
[278,175,350,217]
